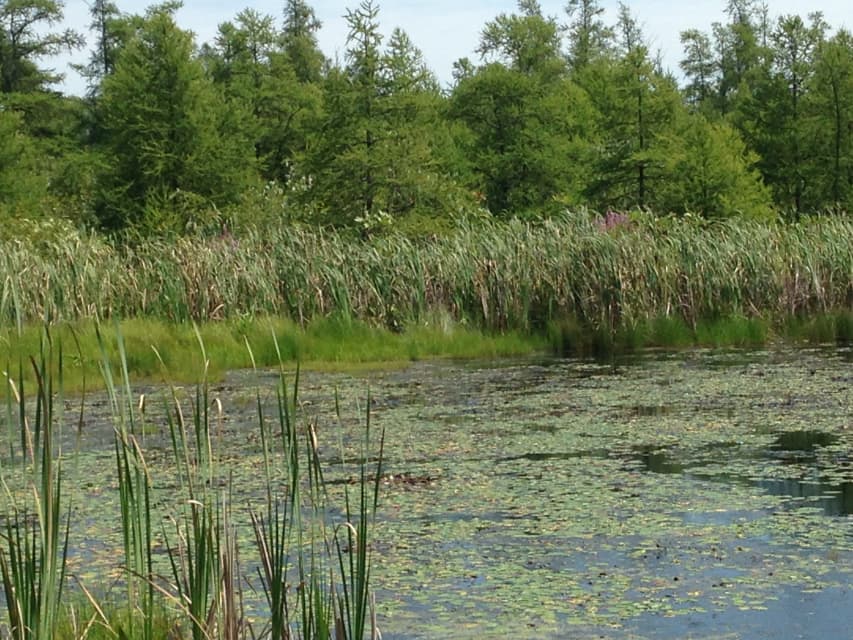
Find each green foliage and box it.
[477,0,565,78]
[0,0,83,93]
[450,3,598,216]
[96,5,255,234]
[565,0,612,73]
[299,1,470,231]
[281,0,326,83]
[653,113,773,218]
[581,6,682,211]
[72,0,127,94]
[3,0,853,226]
[806,30,853,211]
[451,64,596,214]
[0,108,45,213]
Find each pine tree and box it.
[281,0,325,83]
[0,0,83,93]
[653,112,772,218]
[451,2,597,215]
[565,0,612,74]
[809,29,853,209]
[97,5,255,233]
[584,3,681,210]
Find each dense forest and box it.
[1,0,852,237]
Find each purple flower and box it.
[596,210,631,232]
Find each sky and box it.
[50,1,852,95]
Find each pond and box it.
[3,345,852,639]
[347,347,853,639]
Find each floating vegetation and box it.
[1,340,851,638]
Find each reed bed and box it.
[1,213,851,333]
[0,329,384,639]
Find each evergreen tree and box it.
[281,0,325,83]
[809,29,853,209]
[565,0,612,75]
[654,112,772,218]
[712,0,765,112]
[73,0,129,94]
[584,4,681,210]
[0,0,83,93]
[477,0,565,79]
[680,28,717,112]
[0,107,44,214]
[97,5,255,233]
[742,13,826,214]
[300,1,466,231]
[451,2,597,215]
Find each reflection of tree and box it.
[757,477,852,517]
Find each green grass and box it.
[2,308,849,397]
[1,316,545,395]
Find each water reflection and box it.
[772,430,838,455]
[626,431,852,516]
[757,477,853,516]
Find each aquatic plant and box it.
[0,213,850,338]
[0,335,72,640]
[0,325,384,639]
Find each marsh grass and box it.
[0,334,73,640]
[0,325,384,639]
[1,213,850,332]
[1,317,542,396]
[1,213,850,370]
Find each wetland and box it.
[2,345,851,639]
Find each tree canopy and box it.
[2,0,853,235]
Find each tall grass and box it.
[0,335,72,640]
[0,325,384,639]
[1,213,850,336]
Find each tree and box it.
[73,0,129,94]
[451,2,598,215]
[808,29,853,209]
[584,4,681,210]
[0,107,44,213]
[741,13,827,214]
[477,0,565,79]
[96,5,255,233]
[565,0,612,74]
[0,0,83,93]
[710,0,769,114]
[300,2,467,231]
[653,113,772,218]
[281,0,325,83]
[451,64,596,214]
[680,28,717,111]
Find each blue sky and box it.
[54,1,851,94]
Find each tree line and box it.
[1,0,852,237]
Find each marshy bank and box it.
[1,212,851,388]
[1,213,851,333]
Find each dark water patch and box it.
[773,430,839,455]
[629,446,686,474]
[496,450,601,463]
[758,477,853,516]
